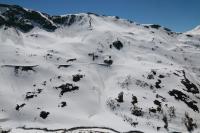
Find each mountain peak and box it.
[0,4,57,32]
[0,4,136,32]
[193,25,200,30]
[185,25,200,35]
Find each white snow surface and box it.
[186,25,200,35]
[0,12,200,133]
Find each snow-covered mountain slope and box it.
[186,25,200,35]
[0,4,200,133]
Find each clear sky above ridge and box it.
[0,0,200,32]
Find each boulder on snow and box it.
[112,40,123,50]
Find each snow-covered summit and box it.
[0,4,136,33]
[186,25,200,35]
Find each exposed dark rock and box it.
[67,58,76,62]
[181,70,199,94]
[40,111,49,119]
[42,81,46,86]
[30,34,38,37]
[163,27,172,32]
[173,72,180,77]
[112,40,123,50]
[55,83,79,96]
[116,92,124,103]
[87,12,100,16]
[51,15,68,25]
[186,34,193,37]
[169,89,199,112]
[58,65,71,69]
[154,100,162,112]
[147,74,154,79]
[151,70,156,75]
[88,53,98,61]
[37,89,43,94]
[154,100,161,106]
[155,79,161,89]
[58,101,67,107]
[131,106,143,116]
[150,85,154,90]
[106,99,119,111]
[168,106,176,118]
[184,113,197,132]
[2,65,38,75]
[158,75,165,78]
[0,16,5,26]
[25,89,42,100]
[45,53,53,59]
[157,127,161,131]
[162,115,168,130]
[131,122,139,127]
[21,66,37,72]
[72,74,83,82]
[157,107,162,112]
[135,80,149,88]
[15,103,26,111]
[0,4,135,33]
[104,59,113,66]
[150,24,161,29]
[156,94,166,102]
[51,15,83,26]
[131,95,138,105]
[0,128,11,133]
[25,92,37,100]
[0,4,56,32]
[149,108,157,113]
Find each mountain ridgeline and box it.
[0,4,175,34]
[0,4,93,32]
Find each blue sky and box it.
[0,0,200,32]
